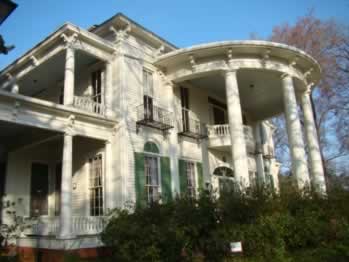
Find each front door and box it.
[30,163,49,217]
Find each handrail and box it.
[74,96,106,116]
[179,108,207,136]
[207,124,253,140]
[136,103,173,127]
[29,216,108,236]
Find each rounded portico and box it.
[155,40,326,193]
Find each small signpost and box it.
[230,241,243,253]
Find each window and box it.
[144,155,160,204]
[91,70,103,104]
[212,106,227,125]
[185,161,196,198]
[143,69,154,120]
[30,163,49,216]
[89,154,104,216]
[180,87,190,132]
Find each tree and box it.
[268,11,349,185]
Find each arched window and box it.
[213,166,236,194]
[144,141,160,154]
[213,166,234,178]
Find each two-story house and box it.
[0,13,326,260]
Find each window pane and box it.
[89,154,104,216]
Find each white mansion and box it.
[0,13,326,255]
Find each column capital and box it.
[303,82,314,96]
[280,73,292,80]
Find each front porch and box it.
[0,121,111,240]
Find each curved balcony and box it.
[207,124,255,152]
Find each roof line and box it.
[90,12,178,50]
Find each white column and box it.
[11,83,19,94]
[105,140,115,210]
[281,74,310,189]
[63,47,75,106]
[253,122,265,186]
[301,89,327,194]
[58,133,74,239]
[224,70,250,188]
[168,83,180,196]
[105,61,114,118]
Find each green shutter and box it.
[179,159,187,195]
[197,162,204,192]
[161,157,172,203]
[135,152,146,208]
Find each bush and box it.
[101,186,349,262]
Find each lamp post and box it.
[0,0,17,26]
[0,0,17,54]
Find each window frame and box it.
[143,151,162,205]
[88,153,105,217]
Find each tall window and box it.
[180,87,190,132]
[89,154,104,216]
[144,155,159,204]
[143,69,154,120]
[91,70,102,104]
[185,161,196,198]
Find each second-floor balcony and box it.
[207,124,255,152]
[178,108,207,139]
[136,103,173,132]
[73,95,106,116]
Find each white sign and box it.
[230,241,242,253]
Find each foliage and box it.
[0,197,34,249]
[268,10,349,178]
[101,186,349,261]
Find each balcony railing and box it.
[28,216,107,236]
[207,124,255,151]
[178,108,207,139]
[73,96,106,116]
[136,103,173,132]
[207,124,253,140]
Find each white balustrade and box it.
[73,96,106,116]
[207,124,254,142]
[29,216,108,236]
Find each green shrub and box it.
[101,186,349,262]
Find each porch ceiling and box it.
[18,50,99,97]
[188,69,303,121]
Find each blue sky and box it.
[1,0,349,69]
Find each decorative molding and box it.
[109,23,131,43]
[6,73,12,80]
[30,56,39,66]
[262,49,271,61]
[12,101,20,120]
[188,54,196,71]
[289,57,298,67]
[280,73,291,80]
[60,33,79,48]
[157,69,172,86]
[304,82,314,95]
[304,68,314,78]
[65,114,76,135]
[154,45,165,56]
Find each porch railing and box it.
[73,96,106,116]
[207,124,254,141]
[29,216,107,236]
